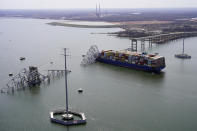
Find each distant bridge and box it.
[130,32,197,52]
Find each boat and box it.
[9,73,13,77]
[20,57,26,60]
[175,38,191,59]
[96,50,166,73]
[78,88,83,93]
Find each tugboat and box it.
[175,38,191,59]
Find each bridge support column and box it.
[141,39,145,52]
[131,39,137,52]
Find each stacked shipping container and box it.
[97,50,165,72]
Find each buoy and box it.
[78,88,83,93]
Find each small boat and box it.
[78,88,83,93]
[175,38,191,59]
[9,73,13,77]
[20,57,26,60]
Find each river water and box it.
[0,18,197,131]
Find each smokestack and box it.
[96,4,97,16]
[99,3,101,16]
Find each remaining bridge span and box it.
[130,32,197,52]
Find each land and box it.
[112,19,197,38]
[1,8,197,38]
[48,21,120,28]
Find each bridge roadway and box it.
[130,32,197,52]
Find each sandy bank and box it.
[47,21,121,28]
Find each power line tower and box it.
[50,48,86,126]
[63,48,70,119]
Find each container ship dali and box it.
[96,50,166,72]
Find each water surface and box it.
[0,18,197,131]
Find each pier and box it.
[130,32,197,52]
[47,69,70,77]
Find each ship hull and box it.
[96,57,165,73]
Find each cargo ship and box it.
[96,50,166,72]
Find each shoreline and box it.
[47,21,121,28]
